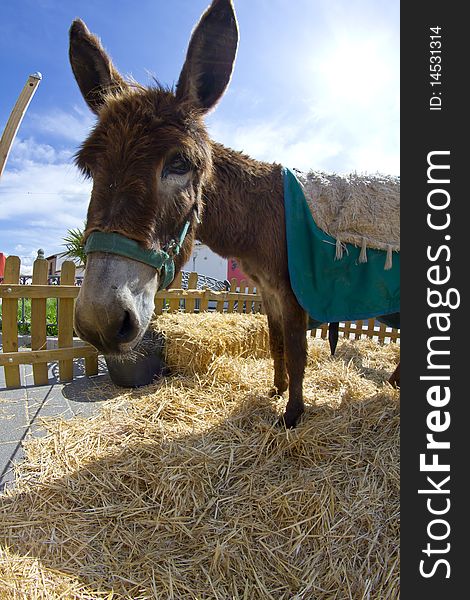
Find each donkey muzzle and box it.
[74,253,159,354]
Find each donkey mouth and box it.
[74,311,146,356]
[77,330,144,357]
[104,336,144,357]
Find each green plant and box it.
[62,225,86,266]
[0,298,58,336]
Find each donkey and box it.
[70,0,399,428]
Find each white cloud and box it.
[0,158,90,222]
[207,116,344,172]
[8,137,73,167]
[208,106,398,175]
[28,106,96,143]
[0,135,90,262]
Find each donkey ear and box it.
[176,0,239,112]
[69,19,127,114]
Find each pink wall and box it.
[0,253,5,278]
[227,257,249,285]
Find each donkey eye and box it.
[162,154,192,178]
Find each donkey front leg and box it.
[268,314,288,397]
[263,296,288,397]
[280,293,308,428]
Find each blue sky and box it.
[0,0,399,273]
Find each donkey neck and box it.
[197,142,284,258]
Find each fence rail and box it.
[1,255,399,388]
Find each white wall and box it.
[183,243,227,281]
[51,254,85,277]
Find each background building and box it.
[183,242,249,285]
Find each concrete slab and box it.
[0,347,111,492]
[0,388,28,443]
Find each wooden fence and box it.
[154,271,262,315]
[0,257,98,388]
[1,255,399,388]
[310,319,399,344]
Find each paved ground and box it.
[0,349,111,492]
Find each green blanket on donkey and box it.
[283,168,400,330]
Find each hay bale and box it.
[0,317,399,600]
[153,312,270,375]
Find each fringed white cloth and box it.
[295,169,400,270]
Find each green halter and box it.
[84,220,191,291]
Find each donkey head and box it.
[70,0,238,354]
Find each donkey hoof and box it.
[277,411,302,429]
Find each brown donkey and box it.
[70,0,398,428]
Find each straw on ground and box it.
[0,313,400,600]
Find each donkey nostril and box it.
[117,310,138,342]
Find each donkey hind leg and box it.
[263,296,288,397]
[389,361,400,387]
[280,293,308,428]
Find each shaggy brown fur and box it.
[75,84,212,273]
[70,0,398,427]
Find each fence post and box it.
[2,256,21,387]
[84,349,99,377]
[237,280,247,314]
[199,288,209,312]
[58,261,75,382]
[246,283,254,314]
[153,292,164,315]
[354,320,363,340]
[342,321,352,339]
[185,272,198,313]
[216,293,225,313]
[31,257,48,385]
[366,318,376,340]
[168,271,182,313]
[377,322,387,344]
[227,279,237,313]
[253,287,262,314]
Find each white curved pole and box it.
[0,72,42,179]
